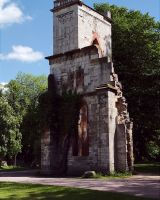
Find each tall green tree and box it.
[0,95,21,165]
[6,73,47,165]
[94,3,160,161]
[7,73,47,116]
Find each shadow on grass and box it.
[0,169,40,177]
[0,166,28,172]
[0,182,157,200]
[134,162,160,175]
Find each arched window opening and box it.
[92,38,99,46]
[72,102,89,156]
[92,37,103,57]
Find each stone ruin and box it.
[41,0,134,175]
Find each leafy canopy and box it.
[1,73,47,165]
[0,96,21,160]
[94,3,160,161]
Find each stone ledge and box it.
[96,84,118,94]
[45,45,97,62]
[51,0,112,23]
[46,45,111,66]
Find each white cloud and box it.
[0,82,8,93]
[0,0,32,27]
[0,45,44,62]
[0,82,7,86]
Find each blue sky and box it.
[0,0,159,83]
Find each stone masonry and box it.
[41,0,134,175]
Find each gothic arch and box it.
[92,32,103,57]
[72,100,89,156]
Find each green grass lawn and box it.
[134,162,160,175]
[85,171,132,179]
[0,166,27,172]
[0,182,156,200]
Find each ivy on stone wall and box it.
[39,74,81,175]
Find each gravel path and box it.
[0,171,159,199]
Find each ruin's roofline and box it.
[51,0,112,24]
[45,44,98,60]
[45,44,112,66]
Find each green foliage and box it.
[5,73,47,165]
[0,182,154,200]
[94,3,160,161]
[0,165,26,171]
[0,96,21,161]
[134,162,160,174]
[60,90,81,138]
[39,78,81,175]
[146,142,160,160]
[6,72,47,116]
[89,172,132,179]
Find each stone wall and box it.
[53,2,112,60]
[41,129,51,174]
[107,90,117,172]
[67,93,110,175]
[43,44,134,175]
[78,4,112,59]
[48,46,118,175]
[42,0,133,175]
[53,4,78,54]
[67,95,98,175]
[49,46,112,94]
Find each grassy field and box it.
[0,166,27,172]
[134,162,160,174]
[0,182,156,200]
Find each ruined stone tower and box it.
[41,0,134,175]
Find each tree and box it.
[7,73,47,116]
[94,3,160,161]
[0,95,21,165]
[6,73,47,165]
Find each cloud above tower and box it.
[0,45,44,62]
[0,0,32,27]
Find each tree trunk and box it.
[14,154,17,166]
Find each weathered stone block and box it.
[82,171,96,178]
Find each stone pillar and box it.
[97,92,109,173]
[107,90,117,173]
[114,124,128,171]
[41,129,51,174]
[126,121,134,172]
[96,86,117,174]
